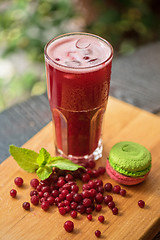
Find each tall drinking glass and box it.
[44,32,113,164]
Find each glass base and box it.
[55,139,103,165]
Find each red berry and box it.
[89,189,97,198]
[82,173,90,183]
[14,177,23,187]
[22,202,30,210]
[71,184,79,193]
[57,179,65,188]
[95,230,101,238]
[10,189,17,198]
[82,198,91,207]
[92,170,100,178]
[82,190,90,199]
[120,189,126,196]
[66,193,73,202]
[86,207,92,214]
[64,220,74,232]
[51,190,59,198]
[95,204,102,212]
[65,205,71,213]
[97,186,104,194]
[95,179,103,187]
[87,214,92,221]
[88,180,96,189]
[104,195,113,204]
[88,160,95,169]
[59,207,66,215]
[108,201,115,209]
[43,192,50,198]
[36,185,42,192]
[98,166,106,175]
[113,185,121,194]
[77,204,85,214]
[31,195,39,205]
[95,193,103,204]
[73,193,82,203]
[70,201,78,210]
[41,201,50,211]
[65,174,74,182]
[70,210,77,218]
[104,183,112,192]
[41,186,50,193]
[98,215,105,223]
[58,202,65,208]
[30,190,38,197]
[138,200,145,208]
[47,196,55,205]
[30,178,39,189]
[112,207,118,215]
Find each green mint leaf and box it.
[48,158,85,171]
[36,166,52,180]
[9,145,39,173]
[36,148,51,167]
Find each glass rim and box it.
[44,32,114,70]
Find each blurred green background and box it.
[0,0,160,112]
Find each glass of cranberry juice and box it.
[44,32,113,164]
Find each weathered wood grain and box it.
[0,97,160,240]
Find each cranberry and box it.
[95,179,103,187]
[40,179,49,186]
[83,198,91,207]
[82,173,90,183]
[71,184,79,193]
[36,185,42,192]
[98,166,106,175]
[73,193,82,203]
[51,190,59,198]
[40,197,47,203]
[95,230,101,238]
[22,202,30,210]
[112,207,118,215]
[58,202,65,208]
[31,195,39,205]
[30,178,39,189]
[97,186,104,194]
[61,189,69,198]
[63,200,70,206]
[92,170,100,178]
[120,189,126,196]
[86,169,94,177]
[38,191,43,198]
[41,186,50,193]
[95,193,103,204]
[66,193,73,202]
[14,177,23,187]
[65,205,71,213]
[82,190,90,199]
[43,192,50,198]
[138,200,145,208]
[77,204,85,214]
[89,189,97,198]
[59,207,66,215]
[87,214,92,221]
[30,190,38,197]
[104,183,112,192]
[98,215,105,223]
[64,220,74,232]
[70,201,78,210]
[65,174,73,182]
[88,180,96,189]
[10,189,17,198]
[108,201,115,209]
[113,185,121,194]
[59,193,65,201]
[104,195,113,204]
[62,183,71,191]
[86,207,92,214]
[70,210,77,218]
[95,204,102,212]
[47,196,55,205]
[57,179,65,188]
[88,160,95,169]
[41,201,50,211]
[82,184,90,191]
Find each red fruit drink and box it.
[44,33,113,164]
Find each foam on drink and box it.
[46,33,112,72]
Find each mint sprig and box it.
[9,145,85,180]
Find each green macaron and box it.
[109,141,152,177]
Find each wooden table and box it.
[0,42,160,239]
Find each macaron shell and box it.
[109,141,151,177]
[106,160,149,185]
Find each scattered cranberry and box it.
[57,179,65,188]
[113,185,121,194]
[22,202,30,210]
[95,193,103,204]
[70,201,78,210]
[41,201,50,211]
[104,195,113,204]
[120,189,126,196]
[88,160,95,169]
[41,186,50,193]
[95,204,102,212]
[108,201,115,209]
[83,198,92,207]
[10,189,17,198]
[82,173,90,183]
[47,196,55,205]
[43,192,50,198]
[65,205,71,213]
[98,167,106,175]
[73,193,82,203]
[138,200,145,208]
[89,189,97,198]
[112,207,118,215]
[30,178,39,189]
[92,170,100,178]
[82,190,90,199]
[71,184,79,193]
[95,179,103,187]
[88,180,96,189]
[14,177,23,187]
[58,202,65,208]
[86,207,92,214]
[87,214,92,221]
[40,197,47,203]
[77,204,85,214]
[31,195,39,205]
[95,230,101,238]
[59,207,66,215]
[52,189,59,198]
[65,174,74,182]
[64,220,74,232]
[30,190,38,197]
[36,185,42,192]
[104,183,112,192]
[97,186,104,194]
[98,215,105,223]
[38,191,44,198]
[70,210,77,218]
[66,193,73,202]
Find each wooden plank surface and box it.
[0,97,160,240]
